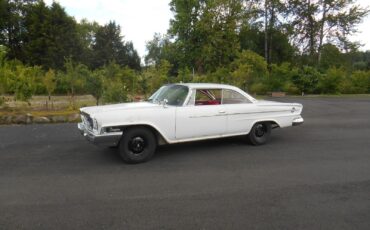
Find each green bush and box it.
[102,80,127,103]
[250,81,269,95]
[268,62,295,92]
[230,50,268,92]
[282,81,300,95]
[291,66,320,94]
[339,71,370,94]
[318,67,345,94]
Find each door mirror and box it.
[162,99,168,108]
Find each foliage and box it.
[319,44,347,71]
[268,62,295,91]
[0,0,370,100]
[288,0,369,65]
[318,67,345,94]
[92,21,140,70]
[291,66,321,94]
[140,60,171,96]
[169,0,243,73]
[43,69,56,100]
[13,65,42,102]
[0,1,141,71]
[85,70,103,105]
[230,50,268,92]
[339,71,370,94]
[102,79,127,103]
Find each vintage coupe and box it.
[78,83,303,163]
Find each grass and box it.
[0,95,96,116]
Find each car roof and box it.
[174,83,239,90]
[169,83,257,103]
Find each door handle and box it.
[218,110,226,114]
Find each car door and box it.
[175,88,227,140]
[222,89,257,134]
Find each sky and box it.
[44,0,370,59]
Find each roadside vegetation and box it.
[0,0,370,114]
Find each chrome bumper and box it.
[78,122,122,147]
[292,117,304,126]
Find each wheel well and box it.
[121,125,168,145]
[254,120,280,129]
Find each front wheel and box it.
[119,127,157,163]
[247,122,271,145]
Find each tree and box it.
[64,58,87,107]
[319,43,346,70]
[86,70,103,105]
[291,66,320,94]
[262,0,287,66]
[12,65,41,103]
[0,0,38,60]
[239,25,295,64]
[288,0,369,65]
[0,45,7,105]
[76,19,100,68]
[93,21,140,70]
[230,50,268,92]
[21,1,82,70]
[145,33,164,66]
[318,67,345,94]
[43,69,56,101]
[169,0,243,73]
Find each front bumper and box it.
[292,117,304,126]
[78,122,122,147]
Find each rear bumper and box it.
[78,123,122,147]
[292,117,304,126]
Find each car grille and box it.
[81,113,93,131]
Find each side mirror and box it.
[162,99,168,108]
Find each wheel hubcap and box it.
[129,136,146,154]
[255,124,266,137]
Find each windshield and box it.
[148,85,189,106]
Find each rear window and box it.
[222,89,251,104]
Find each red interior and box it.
[195,100,221,105]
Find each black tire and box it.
[247,122,272,145]
[119,127,157,163]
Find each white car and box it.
[78,83,304,163]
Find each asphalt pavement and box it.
[0,97,370,230]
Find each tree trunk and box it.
[318,2,327,65]
[264,0,269,62]
[268,2,275,67]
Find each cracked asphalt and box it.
[0,97,370,229]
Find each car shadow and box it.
[153,136,250,160]
[95,134,283,164]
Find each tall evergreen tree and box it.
[92,21,140,70]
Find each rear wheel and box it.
[247,122,271,145]
[119,127,157,163]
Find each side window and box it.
[194,89,222,106]
[222,89,251,104]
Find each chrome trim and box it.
[189,109,293,118]
[78,122,122,147]
[292,117,304,126]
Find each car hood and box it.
[80,101,159,115]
